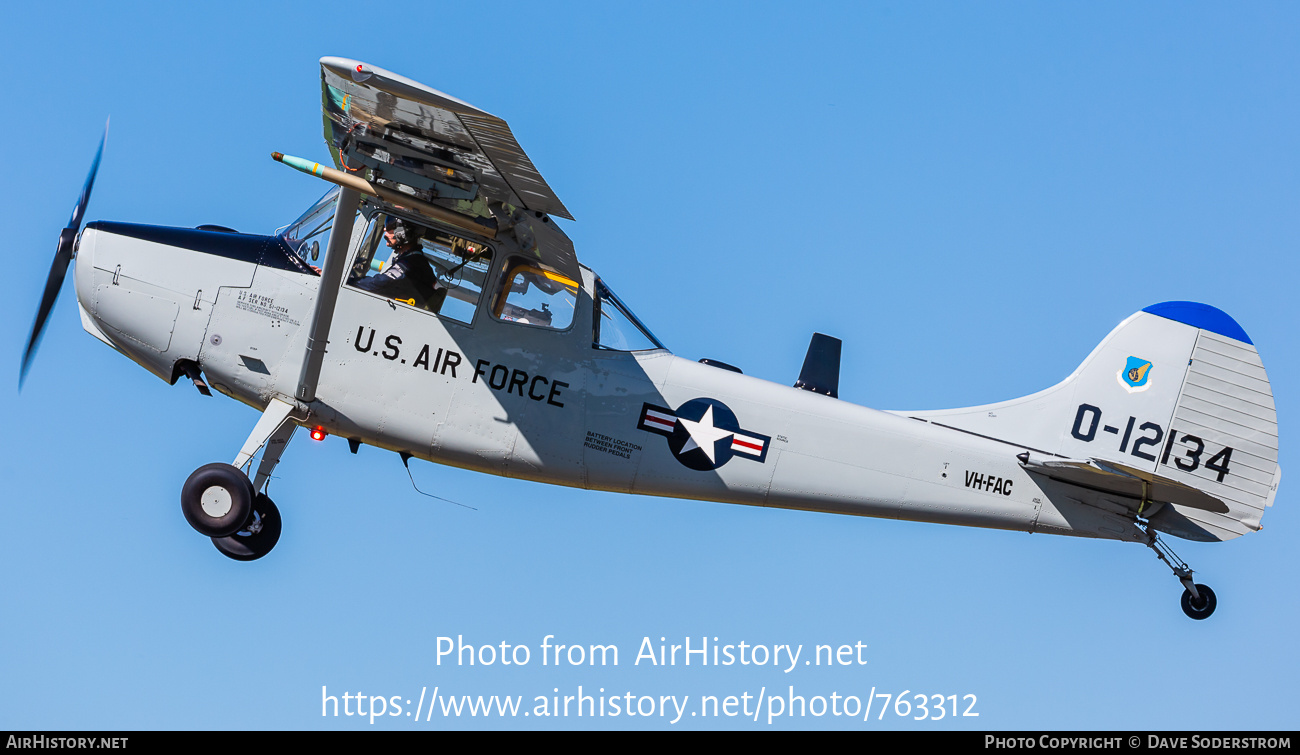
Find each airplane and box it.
[22,57,1280,620]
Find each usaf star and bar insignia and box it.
[638,398,770,471]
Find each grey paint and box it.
[65,60,1280,561]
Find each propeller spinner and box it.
[21,122,108,388]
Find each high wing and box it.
[318,57,578,277]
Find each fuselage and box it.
[73,219,1148,545]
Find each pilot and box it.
[353,217,445,312]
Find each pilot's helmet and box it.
[385,217,424,249]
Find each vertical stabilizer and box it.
[902,302,1279,541]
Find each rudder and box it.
[1145,303,1279,541]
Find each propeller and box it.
[21,121,108,388]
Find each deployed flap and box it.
[319,57,572,221]
[1018,453,1229,515]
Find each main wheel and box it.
[211,493,282,562]
[181,463,255,538]
[1181,583,1217,620]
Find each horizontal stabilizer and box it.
[1018,453,1229,515]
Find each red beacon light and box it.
[310,426,327,441]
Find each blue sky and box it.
[2,1,1297,730]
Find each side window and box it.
[427,239,493,325]
[346,212,492,326]
[493,261,579,330]
[594,278,664,351]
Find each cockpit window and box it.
[280,186,341,263]
[346,211,493,325]
[594,278,665,351]
[493,260,579,331]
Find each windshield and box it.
[280,186,340,260]
[594,278,665,351]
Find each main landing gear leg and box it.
[233,398,298,492]
[180,398,298,561]
[1146,531,1217,620]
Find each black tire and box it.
[1181,583,1217,620]
[181,463,255,538]
[211,493,282,562]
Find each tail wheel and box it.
[212,493,282,562]
[1181,584,1217,620]
[181,463,255,538]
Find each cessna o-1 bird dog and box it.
[23,58,1280,619]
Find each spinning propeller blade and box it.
[21,121,108,388]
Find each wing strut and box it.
[297,186,362,403]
